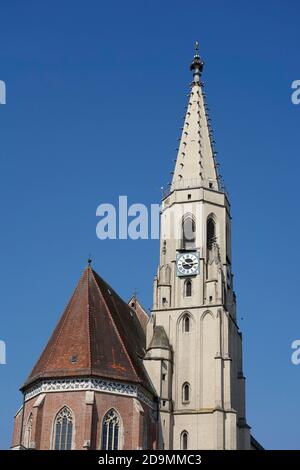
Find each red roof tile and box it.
[23,267,154,394]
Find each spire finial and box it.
[88,254,92,266]
[190,40,204,83]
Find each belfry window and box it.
[182,383,190,403]
[185,279,192,297]
[181,431,189,450]
[207,217,216,250]
[183,315,190,332]
[53,406,73,450]
[182,216,196,250]
[101,409,121,450]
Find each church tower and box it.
[144,44,251,450]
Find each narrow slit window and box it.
[182,383,190,403]
[181,431,188,450]
[207,217,216,250]
[185,279,192,297]
[183,315,190,332]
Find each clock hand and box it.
[183,262,193,269]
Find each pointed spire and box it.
[170,42,221,193]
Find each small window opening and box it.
[183,315,190,332]
[181,431,188,450]
[185,279,192,297]
[182,383,190,403]
[182,217,196,250]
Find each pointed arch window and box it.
[182,216,196,250]
[182,383,190,403]
[53,406,73,450]
[185,279,192,297]
[101,409,121,450]
[183,314,190,333]
[24,413,33,449]
[181,431,189,450]
[207,217,216,250]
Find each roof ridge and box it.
[86,267,92,374]
[91,270,140,383]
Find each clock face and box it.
[176,252,199,277]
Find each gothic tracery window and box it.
[53,406,73,450]
[101,409,121,450]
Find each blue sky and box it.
[0,0,299,449]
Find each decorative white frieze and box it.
[24,378,155,409]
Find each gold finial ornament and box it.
[195,40,199,53]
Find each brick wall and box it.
[12,389,157,450]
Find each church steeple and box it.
[171,43,220,192]
[145,44,251,450]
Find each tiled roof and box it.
[23,267,154,394]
